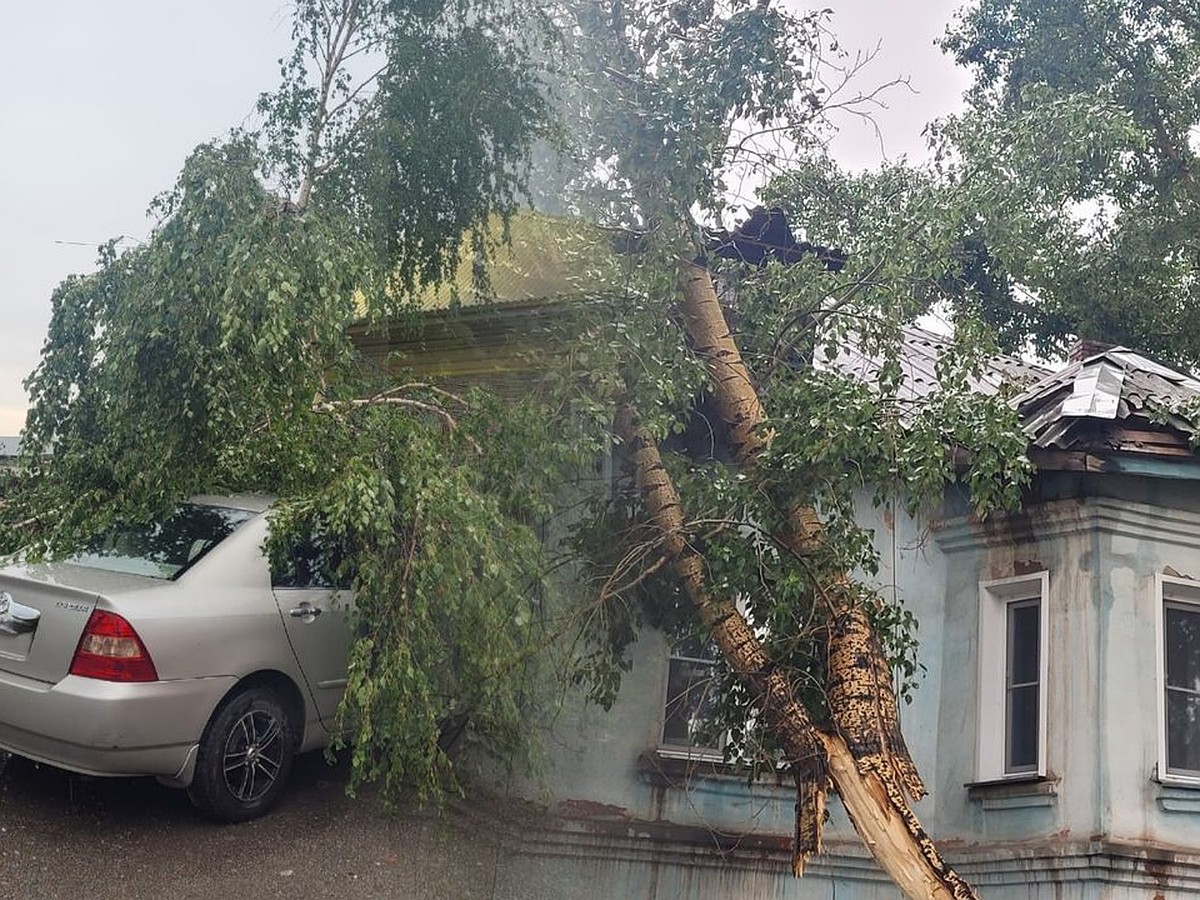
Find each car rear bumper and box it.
[0,669,237,781]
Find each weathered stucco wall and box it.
[936,498,1102,845]
[936,484,1200,863]
[1093,496,1200,852]
[481,478,1200,897]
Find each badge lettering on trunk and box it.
[55,600,90,613]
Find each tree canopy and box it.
[12,0,1160,896]
[12,0,574,805]
[934,0,1200,361]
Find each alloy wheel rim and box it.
[222,709,283,802]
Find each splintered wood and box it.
[827,607,927,802]
[611,259,980,899]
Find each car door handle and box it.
[289,603,322,619]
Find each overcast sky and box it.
[0,1,971,437]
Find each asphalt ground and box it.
[0,750,500,900]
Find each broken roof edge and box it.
[1016,344,1200,473]
[1017,345,1200,411]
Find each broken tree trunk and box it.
[616,406,973,898]
[667,259,976,899]
[615,405,828,872]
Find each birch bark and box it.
[653,260,977,899]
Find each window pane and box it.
[1007,601,1040,687]
[271,539,352,589]
[1166,604,1200,693]
[1005,598,1040,774]
[1006,684,1039,772]
[66,504,252,580]
[671,635,716,662]
[662,657,720,749]
[1167,688,1200,774]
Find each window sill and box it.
[638,749,784,788]
[1154,778,1200,813]
[966,774,1057,810]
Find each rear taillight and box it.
[69,610,159,682]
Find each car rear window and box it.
[66,504,254,580]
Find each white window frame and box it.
[1155,574,1200,785]
[977,572,1049,781]
[658,639,726,760]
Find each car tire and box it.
[187,686,295,822]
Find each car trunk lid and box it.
[0,564,154,684]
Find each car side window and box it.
[270,539,353,590]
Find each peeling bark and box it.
[669,259,976,899]
[615,405,827,873]
[827,607,926,802]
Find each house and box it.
[357,223,1200,897]
[0,436,21,467]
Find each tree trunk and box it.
[615,405,827,872]
[667,260,976,899]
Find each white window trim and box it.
[658,642,727,760]
[977,571,1049,782]
[1155,573,1200,786]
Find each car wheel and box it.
[187,686,295,822]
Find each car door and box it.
[270,542,353,730]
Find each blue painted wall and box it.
[482,474,1200,896]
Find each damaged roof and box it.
[1016,347,1200,457]
[831,324,1050,402]
[836,332,1200,470]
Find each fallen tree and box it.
[556,4,1031,893]
[669,260,974,897]
[11,2,1035,895]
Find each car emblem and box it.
[0,592,10,617]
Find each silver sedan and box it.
[0,495,352,821]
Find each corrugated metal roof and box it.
[830,325,1051,401]
[1016,347,1200,451]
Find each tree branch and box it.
[313,396,483,453]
